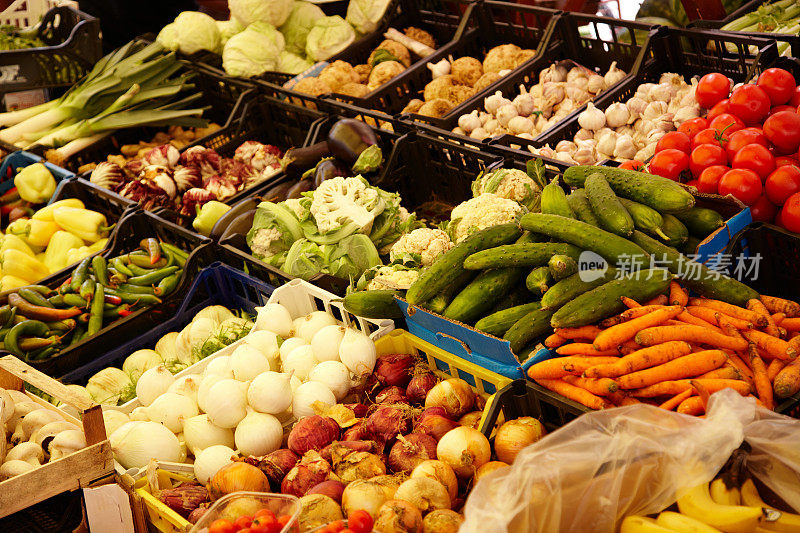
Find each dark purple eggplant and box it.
[314,159,350,187]
[286,178,313,199]
[260,180,294,203]
[326,119,378,165]
[282,141,330,178]
[219,209,256,243]
[210,197,259,241]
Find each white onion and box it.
[308,361,351,400]
[197,374,224,414]
[136,365,175,407]
[155,331,183,363]
[255,304,293,337]
[122,349,163,382]
[167,375,201,404]
[204,355,234,379]
[185,317,217,349]
[284,345,318,381]
[311,325,345,362]
[102,410,131,437]
[244,330,280,370]
[248,371,293,414]
[436,426,491,479]
[290,374,302,392]
[339,328,376,377]
[295,311,338,342]
[292,381,335,419]
[279,337,307,368]
[194,445,235,484]
[110,421,182,469]
[234,411,283,457]
[146,392,198,433]
[204,379,247,428]
[183,414,234,455]
[130,406,150,421]
[230,344,270,381]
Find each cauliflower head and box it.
[366,266,420,290]
[472,168,541,210]
[389,228,453,267]
[449,193,525,243]
[310,176,386,235]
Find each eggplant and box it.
[286,178,313,199]
[210,197,259,241]
[282,141,330,179]
[260,180,294,203]
[313,159,350,187]
[326,119,378,165]
[219,209,256,244]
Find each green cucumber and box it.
[526,266,553,294]
[563,165,695,212]
[551,268,672,328]
[463,242,581,270]
[443,268,526,324]
[541,267,618,310]
[516,230,544,244]
[475,301,542,337]
[673,207,724,238]
[504,306,556,354]
[519,213,648,266]
[421,270,477,314]
[487,285,532,314]
[659,214,689,247]
[406,223,522,304]
[540,177,575,219]
[584,172,634,236]
[566,189,602,227]
[681,236,702,255]
[630,231,758,306]
[343,290,404,319]
[618,197,667,240]
[548,254,578,281]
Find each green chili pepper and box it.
[18,288,54,308]
[110,257,133,277]
[5,320,49,357]
[104,289,161,306]
[70,324,85,345]
[128,254,167,269]
[126,266,179,286]
[63,294,88,308]
[8,294,82,321]
[45,319,76,332]
[18,336,57,352]
[160,242,187,267]
[87,283,104,336]
[103,304,131,318]
[107,269,127,285]
[114,284,162,296]
[25,285,52,296]
[126,263,152,276]
[48,295,65,307]
[156,272,181,297]
[30,346,58,360]
[70,257,92,292]
[91,255,110,286]
[140,238,161,264]
[79,278,96,302]
[0,305,12,326]
[0,328,10,343]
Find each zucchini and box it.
[659,214,689,247]
[443,268,526,324]
[630,231,759,306]
[519,213,649,266]
[548,254,578,281]
[526,266,553,294]
[673,207,724,238]
[584,173,634,236]
[618,197,667,240]
[551,268,672,328]
[541,267,618,310]
[475,301,542,337]
[463,242,581,270]
[421,270,477,314]
[567,189,602,227]
[504,306,556,354]
[406,223,521,304]
[563,165,695,212]
[681,236,702,255]
[343,290,404,319]
[540,177,575,218]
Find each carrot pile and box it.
[529,281,800,416]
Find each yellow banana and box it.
[677,482,763,533]
[740,479,800,533]
[622,516,681,533]
[711,479,742,506]
[657,511,723,533]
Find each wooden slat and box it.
[0,356,95,411]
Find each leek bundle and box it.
[722,0,800,56]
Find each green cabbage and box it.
[229,0,294,28]
[216,19,244,47]
[346,0,392,34]
[222,25,283,77]
[280,1,325,55]
[284,234,381,281]
[249,21,286,50]
[156,23,180,51]
[170,11,222,55]
[277,51,313,74]
[305,15,356,61]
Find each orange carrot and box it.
[630,379,750,397]
[659,388,694,410]
[748,299,781,338]
[677,396,705,415]
[767,359,787,381]
[698,366,743,380]
[690,379,711,410]
[688,379,751,396]
[741,330,796,360]
[617,350,727,390]
[635,325,749,351]
[760,295,800,318]
[687,306,752,329]
[599,305,665,327]
[621,296,642,309]
[544,333,567,349]
[527,356,620,380]
[715,313,747,343]
[790,336,800,359]
[619,340,640,355]
[608,391,640,406]
[593,306,683,351]
[556,343,620,356]
[772,313,785,326]
[534,378,610,410]
[677,310,724,332]
[645,294,669,306]
[554,325,603,341]
[669,281,689,307]
[562,375,619,396]
[782,318,800,332]
[774,359,800,399]
[688,298,766,326]
[727,353,755,380]
[747,344,774,410]
[584,341,693,379]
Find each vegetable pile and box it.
[0,25,45,51]
[719,0,800,56]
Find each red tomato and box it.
[649,148,690,181]
[707,99,731,120]
[726,128,769,160]
[776,156,799,167]
[250,520,281,533]
[678,117,708,139]
[709,113,744,134]
[768,104,796,116]
[719,168,763,205]
[209,520,236,533]
[691,128,727,149]
[342,530,356,533]
[277,515,293,528]
[255,510,276,521]
[656,131,691,154]
[781,192,800,232]
[765,164,800,205]
[235,516,253,530]
[749,195,778,223]
[619,159,645,171]
[685,179,699,188]
[763,110,800,154]
[348,510,374,533]
[791,86,800,107]
[690,144,727,178]
[728,84,772,125]
[696,73,731,109]
[731,143,776,180]
[239,529,252,533]
[757,67,796,106]
[697,165,729,194]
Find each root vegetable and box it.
[307,480,346,503]
[287,415,340,456]
[297,494,343,532]
[234,412,282,457]
[331,448,386,483]
[342,479,391,518]
[366,404,413,443]
[208,462,269,498]
[494,417,546,464]
[436,426,490,479]
[411,460,458,501]
[256,448,299,487]
[424,379,475,419]
[375,500,424,533]
[281,452,331,497]
[375,353,416,388]
[375,386,408,405]
[458,411,483,430]
[406,372,438,404]
[423,510,464,533]
[395,477,451,512]
[388,433,438,473]
[321,440,379,463]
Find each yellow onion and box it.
[394,477,450,512]
[475,461,509,482]
[375,500,423,533]
[208,462,269,498]
[436,427,490,479]
[494,417,545,464]
[411,460,458,501]
[424,379,475,419]
[458,411,483,429]
[422,509,464,533]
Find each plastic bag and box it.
[461,389,800,533]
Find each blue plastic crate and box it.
[0,150,74,196]
[60,262,275,386]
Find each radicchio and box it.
[119,179,173,210]
[173,165,202,192]
[180,146,221,179]
[89,161,125,191]
[152,173,178,199]
[234,141,282,173]
[124,158,145,179]
[219,159,257,189]
[180,187,216,216]
[143,144,180,168]
[204,175,237,201]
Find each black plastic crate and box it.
[0,489,84,533]
[0,7,101,106]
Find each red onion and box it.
[416,406,449,423]
[281,452,332,497]
[158,483,209,518]
[320,440,380,463]
[366,404,413,443]
[342,424,368,441]
[414,414,458,441]
[288,415,341,456]
[388,433,438,473]
[187,505,208,524]
[343,403,368,418]
[375,386,408,405]
[307,480,346,503]
[375,353,416,388]
[253,449,299,488]
[407,372,438,404]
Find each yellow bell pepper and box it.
[14,163,57,204]
[0,275,29,292]
[6,219,59,248]
[32,198,85,221]
[88,237,108,252]
[52,207,109,243]
[43,230,85,273]
[0,249,50,282]
[0,234,35,257]
[65,246,92,266]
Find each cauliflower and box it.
[471,168,541,210]
[389,228,453,267]
[310,176,386,235]
[250,227,285,259]
[283,198,308,219]
[448,193,525,243]
[367,266,420,290]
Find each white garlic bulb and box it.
[648,83,673,102]
[575,128,594,142]
[578,102,605,130]
[604,61,626,86]
[470,127,489,140]
[427,59,451,79]
[573,145,596,165]
[613,134,637,159]
[635,144,657,162]
[555,151,578,164]
[537,146,557,159]
[513,87,536,117]
[458,110,481,134]
[642,100,668,121]
[673,106,700,124]
[605,102,630,128]
[587,74,605,94]
[555,140,577,153]
[485,91,511,115]
[635,83,656,100]
[484,118,499,133]
[596,130,618,156]
[508,115,534,135]
[496,104,519,127]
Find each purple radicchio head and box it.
[89,161,125,191]
[204,175,237,202]
[180,146,221,179]
[180,187,217,216]
[124,158,146,179]
[233,141,282,173]
[173,165,202,193]
[219,159,256,189]
[143,144,180,168]
[119,180,173,210]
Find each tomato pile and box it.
[315,511,374,533]
[208,509,296,533]
[641,67,800,234]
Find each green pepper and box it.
[87,284,104,336]
[45,319,76,332]
[29,346,57,361]
[126,263,152,276]
[0,305,12,326]
[114,284,162,296]
[160,242,187,267]
[63,294,88,308]
[107,269,127,285]
[140,238,161,265]
[110,257,133,277]
[25,285,52,296]
[8,293,82,321]
[0,327,10,343]
[18,336,58,352]
[157,272,181,297]
[5,320,49,357]
[103,304,131,318]
[126,266,179,286]
[18,288,54,308]
[129,255,167,269]
[48,295,65,307]
[193,201,230,237]
[79,278,96,302]
[70,257,92,292]
[91,255,110,286]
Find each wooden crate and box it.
[0,355,113,518]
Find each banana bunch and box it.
[621,479,800,533]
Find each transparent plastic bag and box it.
[461,389,800,533]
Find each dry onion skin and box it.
[474,461,510,482]
[422,509,464,533]
[436,426,490,479]
[494,416,546,464]
[375,499,424,533]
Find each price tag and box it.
[3,88,48,111]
